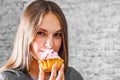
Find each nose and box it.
[45,36,54,49]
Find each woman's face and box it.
[31,12,62,60]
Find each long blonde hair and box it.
[2,0,68,72]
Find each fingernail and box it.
[60,64,64,71]
[54,62,58,66]
[53,62,58,70]
[62,64,64,68]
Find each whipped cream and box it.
[40,49,60,60]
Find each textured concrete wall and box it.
[0,0,120,80]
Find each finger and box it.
[38,66,44,80]
[56,64,64,80]
[49,63,58,80]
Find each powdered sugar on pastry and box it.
[40,49,60,60]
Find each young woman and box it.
[0,0,83,80]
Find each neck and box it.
[28,58,39,79]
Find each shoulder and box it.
[0,69,31,80]
[65,67,84,80]
[0,69,19,80]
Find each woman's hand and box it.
[49,63,64,80]
[38,63,64,80]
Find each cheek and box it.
[54,39,62,52]
[31,41,42,60]
[32,43,38,53]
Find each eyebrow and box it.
[38,28,62,32]
[38,28,47,32]
[56,29,62,32]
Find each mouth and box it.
[39,49,54,53]
[39,49,45,53]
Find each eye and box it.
[54,33,62,37]
[37,31,45,35]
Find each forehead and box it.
[39,12,61,31]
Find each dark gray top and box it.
[0,67,83,80]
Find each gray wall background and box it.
[0,0,120,80]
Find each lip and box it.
[39,48,48,53]
[39,49,45,52]
[39,48,54,52]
